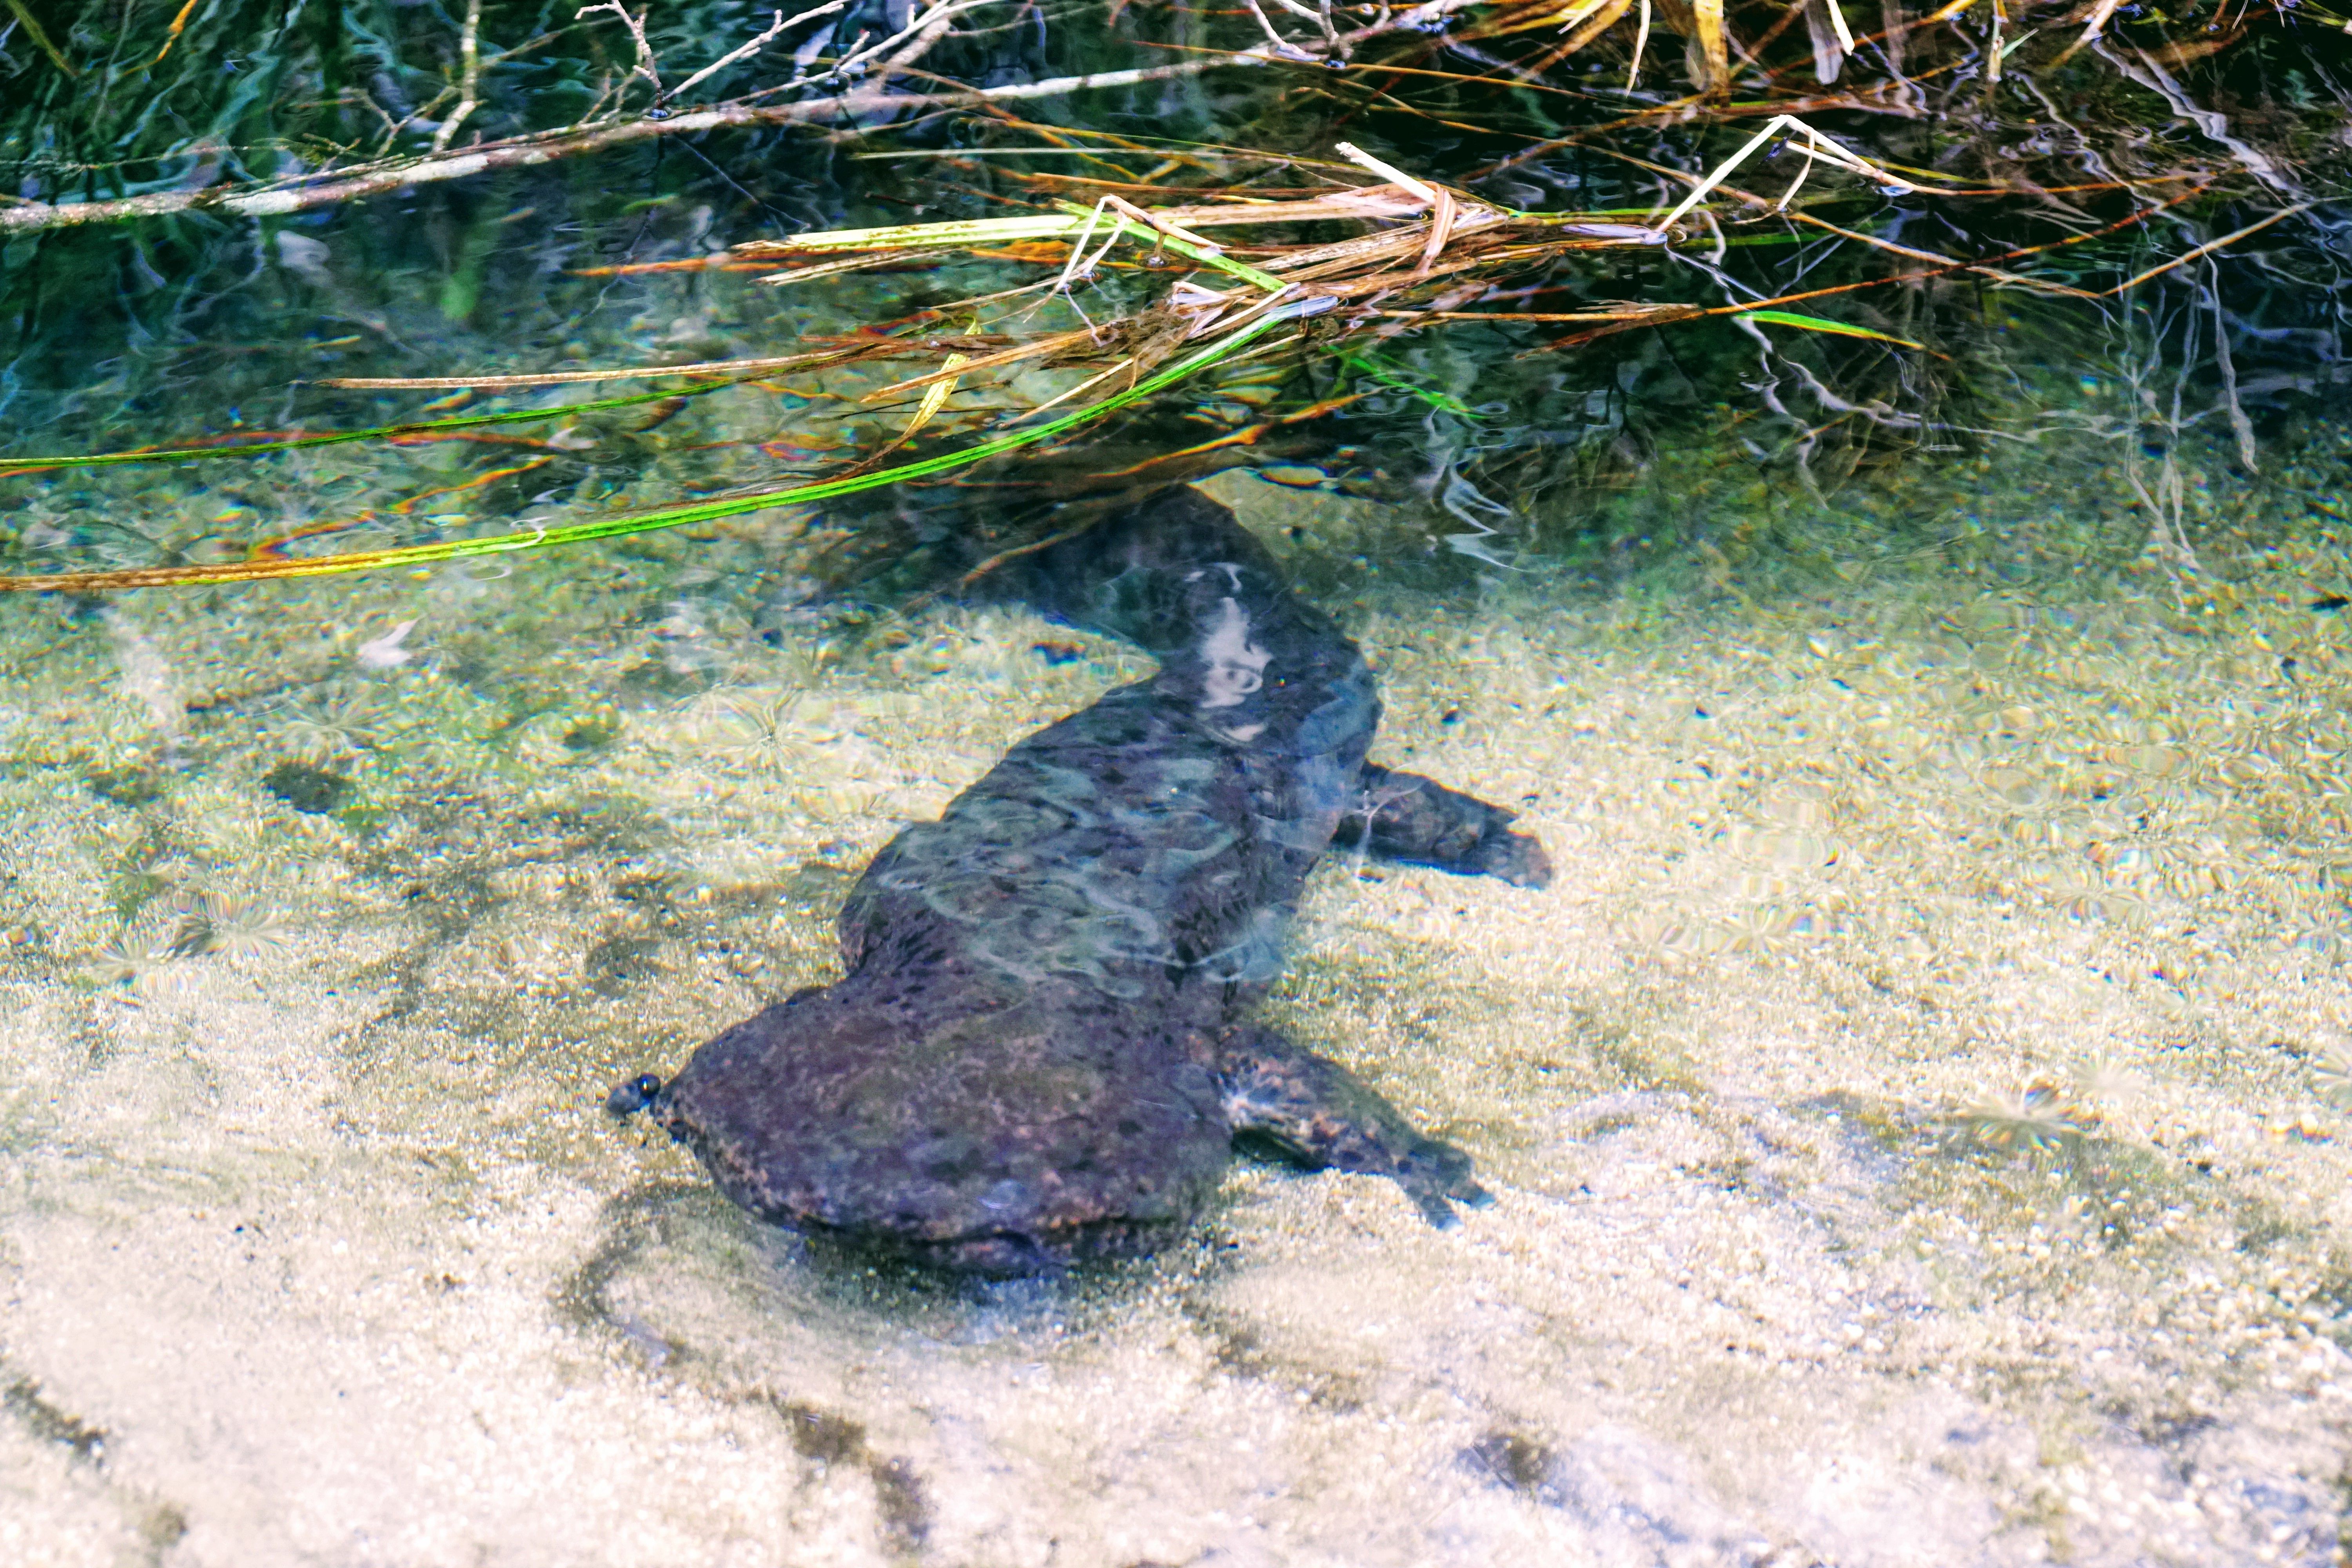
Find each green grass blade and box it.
[1111,218,1287,294]
[1336,351,1475,417]
[757,214,1093,252]
[3,0,76,76]
[1733,310,1926,350]
[1043,205,1288,293]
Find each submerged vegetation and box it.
[0,0,2345,592]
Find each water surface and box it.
[4,7,2350,1564]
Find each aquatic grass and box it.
[2314,1051,2352,1115]
[273,686,395,762]
[1734,310,1934,355]
[0,295,1322,594]
[84,936,182,995]
[0,377,783,474]
[1334,350,1476,418]
[0,1,2330,609]
[1959,1080,2110,1159]
[4,156,2244,597]
[171,891,292,960]
[706,691,840,775]
[743,206,1291,293]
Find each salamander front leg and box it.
[1215,1025,1492,1227]
[1331,762,1553,888]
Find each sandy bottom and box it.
[2,462,2348,1567]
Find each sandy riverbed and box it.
[3,453,2347,1566]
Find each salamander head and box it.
[628,979,1233,1274]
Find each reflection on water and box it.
[5,11,2352,1564]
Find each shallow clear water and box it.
[6,11,2352,1566]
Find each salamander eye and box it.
[605,1073,664,1116]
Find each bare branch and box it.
[0,0,1491,237]
[661,2,847,108]
[833,0,998,82]
[433,0,486,154]
[577,2,662,98]
[0,57,1274,234]
[1239,0,1321,61]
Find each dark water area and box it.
[5,4,2352,1564]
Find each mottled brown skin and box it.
[621,487,1550,1274]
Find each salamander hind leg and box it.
[1216,1025,1491,1228]
[1334,763,1553,888]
